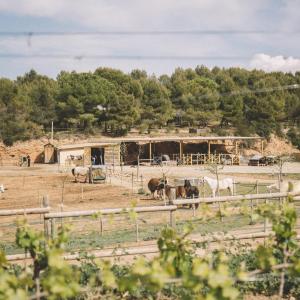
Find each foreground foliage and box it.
[0,199,300,299]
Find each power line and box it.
[0,30,299,37]
[0,53,252,60]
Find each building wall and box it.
[59,148,84,165]
[105,145,120,165]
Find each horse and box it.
[0,184,4,193]
[163,185,186,202]
[267,180,300,193]
[72,167,90,183]
[148,178,167,199]
[184,180,199,199]
[202,176,234,197]
[184,180,199,209]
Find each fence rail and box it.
[0,207,50,216]
[7,231,300,262]
[44,205,177,219]
[171,191,300,205]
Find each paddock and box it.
[1,162,300,257]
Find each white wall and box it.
[58,148,84,166]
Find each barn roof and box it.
[58,142,119,150]
[58,136,262,150]
[90,136,262,143]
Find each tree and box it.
[140,77,173,129]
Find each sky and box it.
[0,0,300,79]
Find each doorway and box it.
[91,147,105,165]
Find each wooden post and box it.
[192,204,196,218]
[179,141,183,160]
[256,180,259,205]
[149,142,152,161]
[135,219,139,242]
[137,152,140,179]
[235,141,238,155]
[51,218,56,239]
[43,195,49,239]
[250,198,254,224]
[218,202,223,222]
[99,217,103,236]
[140,175,144,190]
[112,146,115,173]
[170,210,174,227]
[232,179,236,196]
[264,202,268,233]
[208,141,211,161]
[131,172,134,195]
[88,167,92,184]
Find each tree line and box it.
[0,66,299,147]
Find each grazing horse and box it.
[163,185,186,202]
[184,180,199,198]
[267,180,300,193]
[72,167,90,183]
[0,184,4,193]
[203,176,234,197]
[148,178,167,199]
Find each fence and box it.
[172,153,240,165]
[44,205,177,241]
[1,190,299,245]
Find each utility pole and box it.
[51,121,54,144]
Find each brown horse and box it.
[184,179,199,208]
[162,185,186,203]
[148,178,167,199]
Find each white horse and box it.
[267,180,300,194]
[0,184,4,193]
[203,176,234,197]
[72,167,89,183]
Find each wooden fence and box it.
[172,153,240,165]
[44,205,177,240]
[1,191,300,251]
[171,191,300,206]
[0,207,50,216]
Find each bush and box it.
[287,128,300,149]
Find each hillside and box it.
[0,133,299,166]
[0,67,300,150]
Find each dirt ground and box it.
[1,163,299,245]
[1,162,300,213]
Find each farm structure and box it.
[57,136,264,166]
[44,142,56,163]
[57,142,120,167]
[92,136,264,166]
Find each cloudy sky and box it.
[0,0,299,78]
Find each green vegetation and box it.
[1,199,300,299]
[0,67,300,146]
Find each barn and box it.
[57,142,120,167]
[58,136,263,166]
[116,136,264,166]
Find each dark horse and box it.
[184,179,199,208]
